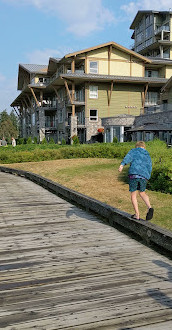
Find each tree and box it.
[0,109,19,142]
[0,110,9,124]
[9,110,19,131]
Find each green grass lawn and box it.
[2,158,172,232]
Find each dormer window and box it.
[89,61,98,74]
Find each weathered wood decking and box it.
[0,172,172,329]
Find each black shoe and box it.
[146,208,154,221]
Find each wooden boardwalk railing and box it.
[0,171,172,329]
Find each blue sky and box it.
[0,0,171,113]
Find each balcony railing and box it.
[155,25,170,35]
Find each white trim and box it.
[89,109,98,121]
[89,61,98,74]
[89,85,98,99]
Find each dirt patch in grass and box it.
[2,158,172,231]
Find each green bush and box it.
[17,137,25,145]
[72,135,80,145]
[49,137,55,144]
[27,137,32,144]
[41,138,47,144]
[113,136,118,143]
[33,137,38,144]
[148,165,172,194]
[61,138,66,145]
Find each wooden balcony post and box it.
[29,87,40,108]
[108,45,112,75]
[71,57,75,73]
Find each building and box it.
[11,40,172,144]
[130,10,172,60]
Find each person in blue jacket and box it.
[118,141,154,221]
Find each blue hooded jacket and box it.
[121,147,152,180]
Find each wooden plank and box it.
[0,172,172,329]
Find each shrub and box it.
[27,137,32,144]
[61,138,66,145]
[148,165,172,194]
[33,136,38,144]
[17,137,25,145]
[49,137,55,144]
[113,136,118,143]
[41,138,47,144]
[72,135,80,145]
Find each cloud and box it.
[25,47,74,64]
[4,0,115,37]
[121,0,172,18]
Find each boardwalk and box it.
[0,172,172,330]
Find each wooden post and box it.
[142,83,149,114]
[40,90,43,107]
[13,107,19,117]
[108,81,113,116]
[108,45,112,75]
[23,98,30,109]
[27,95,34,111]
[64,80,72,103]
[52,86,61,103]
[71,57,75,73]
[85,53,88,73]
[130,56,132,76]
[29,87,40,107]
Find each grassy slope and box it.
[2,158,172,232]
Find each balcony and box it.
[31,78,50,87]
[66,90,85,106]
[155,25,170,36]
[41,101,57,109]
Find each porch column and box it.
[104,129,107,143]
[120,126,124,143]
[110,126,113,143]
[39,108,45,142]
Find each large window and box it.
[89,109,98,121]
[145,92,159,105]
[146,26,152,38]
[89,61,98,74]
[89,85,98,98]
[145,70,159,77]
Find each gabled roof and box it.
[130,10,172,30]
[64,41,151,63]
[19,64,48,74]
[47,58,62,75]
[18,64,48,90]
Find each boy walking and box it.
[118,141,154,221]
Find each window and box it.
[89,86,98,98]
[145,92,159,105]
[145,70,158,77]
[89,109,98,121]
[32,113,35,125]
[146,26,152,38]
[58,109,63,123]
[89,61,98,74]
